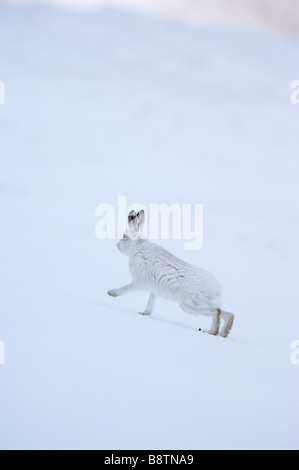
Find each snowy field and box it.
[10,0,299,34]
[0,1,299,450]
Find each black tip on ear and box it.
[128,210,137,223]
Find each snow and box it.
[8,0,299,34]
[0,2,299,450]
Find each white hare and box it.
[108,210,234,337]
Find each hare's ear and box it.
[128,210,138,236]
[137,210,145,229]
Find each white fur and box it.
[108,211,234,337]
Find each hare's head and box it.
[117,209,145,255]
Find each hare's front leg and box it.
[139,293,156,316]
[107,282,137,297]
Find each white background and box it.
[0,0,299,450]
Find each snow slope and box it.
[9,0,299,34]
[0,3,299,449]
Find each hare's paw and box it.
[199,328,218,336]
[139,311,151,316]
[107,289,119,297]
[220,313,234,338]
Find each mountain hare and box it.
[108,210,234,337]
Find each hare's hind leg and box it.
[179,301,221,336]
[202,308,221,336]
[220,310,234,338]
